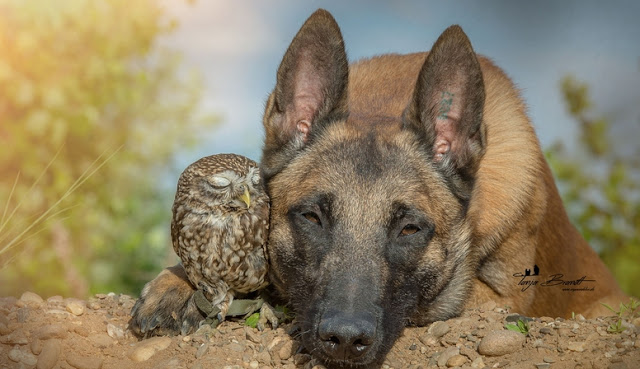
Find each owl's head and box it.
[176,154,263,211]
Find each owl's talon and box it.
[257,302,284,331]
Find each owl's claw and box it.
[257,302,284,331]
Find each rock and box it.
[539,327,552,335]
[279,340,296,361]
[567,341,586,352]
[446,355,467,367]
[195,343,209,359]
[245,327,262,344]
[66,353,104,369]
[470,357,485,368]
[17,307,30,323]
[74,325,90,337]
[31,338,43,355]
[437,347,459,367]
[249,361,260,369]
[128,336,172,362]
[20,291,44,305]
[428,321,450,338]
[37,339,61,369]
[47,296,64,304]
[106,323,124,340]
[37,323,69,340]
[8,346,38,366]
[66,300,85,316]
[535,364,550,369]
[459,346,479,361]
[0,322,9,335]
[1,329,28,344]
[477,330,525,356]
[575,314,586,322]
[543,357,555,363]
[256,349,271,364]
[229,342,245,352]
[88,333,114,348]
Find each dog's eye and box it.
[303,212,322,226]
[400,224,420,236]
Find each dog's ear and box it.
[261,9,349,180]
[403,25,486,202]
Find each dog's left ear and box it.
[261,9,349,181]
[403,25,486,202]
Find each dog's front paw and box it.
[129,264,204,337]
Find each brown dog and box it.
[130,9,626,368]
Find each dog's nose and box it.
[318,310,376,360]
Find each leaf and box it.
[245,313,260,328]
[505,323,522,333]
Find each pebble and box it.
[195,343,209,359]
[446,354,467,367]
[66,354,104,369]
[229,342,245,352]
[535,363,550,369]
[539,327,552,335]
[477,330,525,356]
[17,307,30,323]
[37,339,61,369]
[543,357,555,363]
[66,300,86,316]
[128,336,172,362]
[245,327,262,344]
[31,338,43,355]
[47,296,64,304]
[20,291,44,305]
[279,340,296,360]
[437,347,459,367]
[428,321,451,338]
[37,323,69,340]
[470,357,485,368]
[8,346,38,366]
[88,302,101,310]
[567,341,586,352]
[257,350,271,364]
[249,361,260,369]
[1,329,29,344]
[106,323,125,340]
[88,333,114,348]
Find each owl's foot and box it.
[257,301,285,331]
[129,264,205,337]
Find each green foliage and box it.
[0,0,216,298]
[505,318,530,336]
[244,312,260,328]
[601,298,639,334]
[546,76,640,297]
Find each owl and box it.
[171,154,270,323]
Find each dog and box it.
[130,9,627,368]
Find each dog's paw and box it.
[129,264,204,337]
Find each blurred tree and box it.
[0,0,216,297]
[546,76,640,297]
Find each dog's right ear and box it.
[261,9,349,180]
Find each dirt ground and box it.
[0,292,638,369]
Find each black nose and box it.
[318,310,376,360]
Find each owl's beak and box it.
[239,187,251,208]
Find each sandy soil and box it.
[0,292,638,369]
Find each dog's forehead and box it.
[270,123,462,226]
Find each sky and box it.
[159,0,640,165]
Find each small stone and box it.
[249,361,260,369]
[2,329,29,345]
[543,357,555,363]
[66,300,85,316]
[195,343,209,359]
[17,307,30,323]
[267,336,283,351]
[540,317,554,323]
[567,341,586,352]
[95,294,108,299]
[88,333,114,348]
[539,327,552,335]
[106,323,124,340]
[257,350,271,364]
[0,322,9,335]
[88,302,101,310]
[37,324,69,340]
[459,346,478,360]
[279,340,296,361]
[446,355,466,367]
[31,338,43,355]
[66,353,104,369]
[437,347,459,367]
[470,357,484,368]
[477,330,525,356]
[428,321,451,338]
[47,296,64,304]
[9,346,38,366]
[229,342,245,352]
[182,335,191,342]
[128,336,172,362]
[535,364,550,369]
[37,339,61,369]
[20,291,44,305]
[575,314,586,322]
[74,325,90,337]
[245,327,262,344]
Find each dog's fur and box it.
[130,9,626,368]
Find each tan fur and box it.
[320,52,625,318]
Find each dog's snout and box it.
[318,310,376,360]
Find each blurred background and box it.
[0,0,638,299]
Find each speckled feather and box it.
[171,154,270,319]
